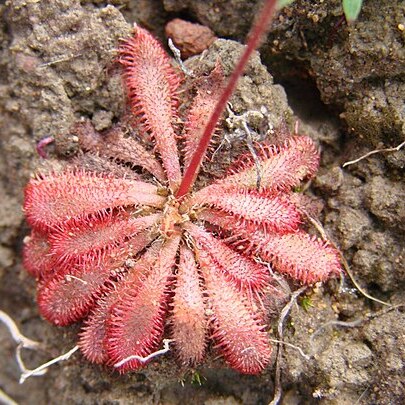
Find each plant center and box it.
[160,195,191,238]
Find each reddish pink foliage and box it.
[119,26,182,190]
[171,245,207,366]
[182,62,225,171]
[23,23,342,375]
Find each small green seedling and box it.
[191,371,205,386]
[342,0,363,22]
[300,296,314,312]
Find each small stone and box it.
[165,18,217,59]
[92,110,114,131]
[0,245,14,268]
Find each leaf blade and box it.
[343,0,363,22]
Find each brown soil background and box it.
[0,1,404,404]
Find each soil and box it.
[0,1,404,404]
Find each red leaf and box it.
[79,240,164,364]
[24,170,165,229]
[119,25,182,190]
[186,222,271,292]
[48,212,160,268]
[76,121,166,181]
[23,231,54,278]
[197,248,272,374]
[37,231,153,326]
[183,62,225,171]
[171,245,207,366]
[214,136,319,192]
[105,235,180,372]
[191,188,301,233]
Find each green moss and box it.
[300,296,314,312]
